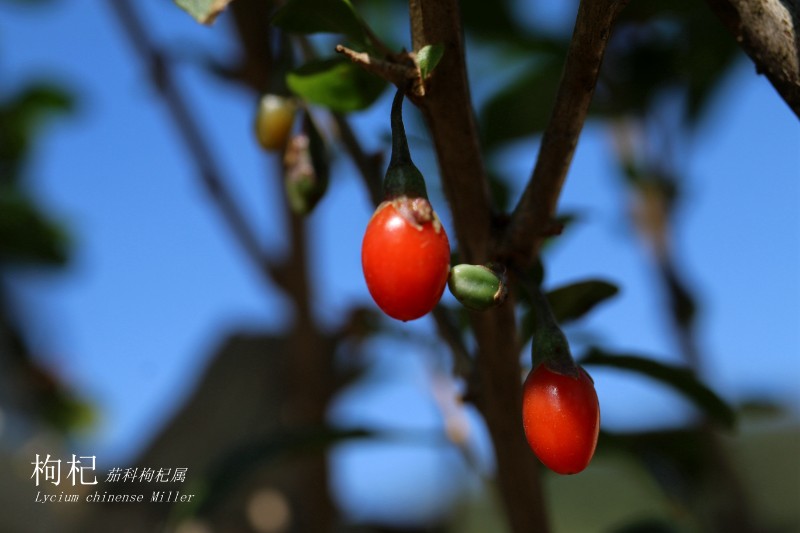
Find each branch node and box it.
[334,44,421,94]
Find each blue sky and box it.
[2,0,799,523]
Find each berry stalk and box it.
[528,284,580,377]
[383,89,428,201]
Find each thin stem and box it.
[332,113,383,207]
[521,277,577,376]
[410,2,549,532]
[108,0,274,286]
[384,89,428,200]
[410,0,492,264]
[390,89,412,168]
[500,0,630,268]
[431,306,473,378]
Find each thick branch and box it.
[410,2,548,533]
[706,0,800,118]
[409,0,492,265]
[500,0,630,267]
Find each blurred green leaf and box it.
[44,391,96,433]
[480,56,564,148]
[417,44,444,80]
[1,84,73,179]
[174,0,233,24]
[599,0,740,125]
[546,279,619,324]
[272,0,369,49]
[460,0,519,40]
[581,348,736,429]
[660,262,696,328]
[610,518,685,533]
[487,170,512,211]
[598,427,713,504]
[286,58,386,112]
[13,85,73,113]
[519,276,614,346]
[0,190,69,265]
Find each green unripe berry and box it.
[448,264,508,311]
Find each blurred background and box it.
[0,0,798,532]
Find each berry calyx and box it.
[522,362,600,475]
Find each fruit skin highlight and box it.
[361,198,450,322]
[522,362,600,475]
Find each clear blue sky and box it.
[2,0,799,524]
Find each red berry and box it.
[522,363,600,475]
[361,198,450,321]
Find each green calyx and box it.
[529,285,580,377]
[383,88,428,201]
[448,264,508,311]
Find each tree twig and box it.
[409,2,550,532]
[409,0,492,266]
[331,113,384,207]
[335,44,418,89]
[108,0,275,285]
[499,0,630,268]
[113,4,339,528]
[705,0,800,118]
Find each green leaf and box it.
[480,56,564,149]
[546,279,619,324]
[609,518,683,533]
[0,191,69,265]
[272,0,368,47]
[286,58,386,113]
[174,0,233,25]
[417,44,444,80]
[1,84,74,175]
[581,348,736,429]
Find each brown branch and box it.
[331,113,384,207]
[431,306,473,377]
[409,0,492,266]
[706,0,800,118]
[108,0,274,285]
[499,0,630,268]
[113,5,338,529]
[409,2,550,532]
